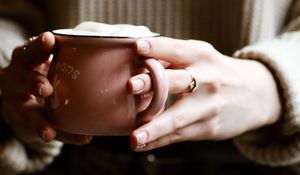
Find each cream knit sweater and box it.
[1,0,300,174]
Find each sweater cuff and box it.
[0,18,27,69]
[233,31,300,166]
[0,121,63,175]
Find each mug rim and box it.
[52,29,160,39]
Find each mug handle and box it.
[137,58,169,123]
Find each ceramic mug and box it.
[45,29,168,136]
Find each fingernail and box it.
[136,40,151,53]
[80,136,92,144]
[42,35,46,43]
[41,129,48,142]
[135,131,148,148]
[40,33,46,42]
[38,83,43,96]
[132,78,145,93]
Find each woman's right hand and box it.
[128,37,281,151]
[0,32,92,145]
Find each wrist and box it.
[231,56,281,125]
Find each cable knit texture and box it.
[1,0,300,174]
[0,122,63,175]
[0,1,63,175]
[233,30,300,166]
[0,18,25,69]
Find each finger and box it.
[128,69,193,94]
[133,118,215,151]
[13,32,55,65]
[133,60,170,76]
[40,126,57,142]
[159,60,171,68]
[33,61,52,76]
[23,71,53,98]
[30,74,53,97]
[22,98,57,143]
[135,92,153,112]
[55,131,93,145]
[135,37,211,66]
[130,96,223,150]
[127,73,152,94]
[22,99,83,145]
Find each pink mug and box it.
[45,29,168,136]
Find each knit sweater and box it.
[1,0,300,174]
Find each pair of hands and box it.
[0,32,281,150]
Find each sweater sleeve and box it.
[233,11,300,166]
[0,122,63,175]
[0,14,63,175]
[0,18,25,68]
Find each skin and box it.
[0,32,281,151]
[128,37,281,151]
[0,32,92,145]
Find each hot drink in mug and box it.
[45,22,168,136]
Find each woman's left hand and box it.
[0,32,92,145]
[128,37,281,151]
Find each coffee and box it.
[56,21,158,38]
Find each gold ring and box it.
[185,68,198,93]
[22,36,38,63]
[29,36,38,42]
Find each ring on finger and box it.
[22,36,38,63]
[185,68,198,93]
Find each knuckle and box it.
[168,70,187,92]
[195,42,218,62]
[169,132,182,143]
[172,39,190,62]
[204,97,227,139]
[207,79,222,93]
[173,40,187,57]
[211,96,226,115]
[203,42,215,50]
[34,74,47,84]
[169,80,181,93]
[205,119,220,138]
[172,113,186,129]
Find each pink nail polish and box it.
[136,40,150,52]
[41,129,47,142]
[132,79,144,93]
[135,131,148,147]
[40,33,46,42]
[38,84,43,96]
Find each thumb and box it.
[13,32,55,66]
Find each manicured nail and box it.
[40,33,46,42]
[38,83,43,96]
[41,129,48,142]
[135,131,148,148]
[136,40,151,53]
[132,78,145,93]
[81,136,92,144]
